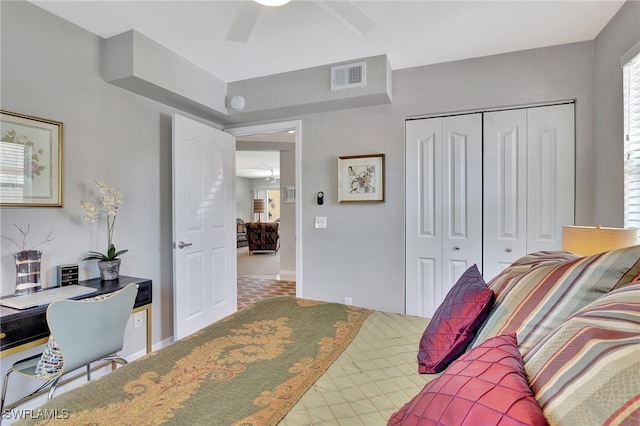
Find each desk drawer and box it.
[0,310,48,352]
[134,281,152,307]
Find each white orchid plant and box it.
[81,181,128,261]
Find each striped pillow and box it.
[523,283,640,426]
[487,251,577,284]
[472,245,640,355]
[483,251,578,301]
[503,250,578,270]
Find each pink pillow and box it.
[391,334,548,426]
[418,264,494,373]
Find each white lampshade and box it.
[561,225,638,256]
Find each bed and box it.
[15,297,430,425]
[14,245,640,426]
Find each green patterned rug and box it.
[17,297,371,425]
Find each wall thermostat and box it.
[317,191,324,205]
[57,264,79,286]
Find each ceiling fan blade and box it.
[321,0,377,35]
[226,1,261,43]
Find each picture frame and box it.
[0,110,63,207]
[282,185,296,203]
[338,153,385,203]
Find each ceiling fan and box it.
[265,169,279,183]
[226,0,377,43]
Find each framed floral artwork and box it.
[338,153,385,203]
[282,185,296,203]
[0,110,63,207]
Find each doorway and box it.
[235,151,283,279]
[226,121,302,308]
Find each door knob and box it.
[454,246,461,251]
[505,248,512,253]
[177,241,193,249]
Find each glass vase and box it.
[14,250,43,295]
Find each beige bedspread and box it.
[280,311,434,425]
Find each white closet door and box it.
[483,104,575,280]
[483,109,528,280]
[526,104,575,253]
[405,114,482,317]
[406,118,443,317]
[441,115,483,290]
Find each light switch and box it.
[315,216,327,229]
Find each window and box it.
[623,52,640,234]
[0,140,26,200]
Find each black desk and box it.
[0,276,152,357]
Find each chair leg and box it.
[1,368,14,424]
[103,356,127,366]
[47,378,60,400]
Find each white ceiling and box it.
[30,0,624,83]
[235,131,293,178]
[236,150,280,178]
[29,0,624,177]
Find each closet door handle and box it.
[454,246,461,251]
[505,248,512,253]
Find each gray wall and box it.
[1,0,637,349]
[592,0,640,226]
[297,41,597,313]
[279,149,296,274]
[294,0,639,312]
[0,1,183,404]
[0,1,177,351]
[235,176,253,221]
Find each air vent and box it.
[331,61,367,90]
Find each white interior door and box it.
[172,113,236,340]
[405,114,482,317]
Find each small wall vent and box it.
[331,61,367,90]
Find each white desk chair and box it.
[0,283,137,419]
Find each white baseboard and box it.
[154,337,174,352]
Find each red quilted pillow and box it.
[418,264,494,373]
[391,334,548,426]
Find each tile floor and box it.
[237,275,296,310]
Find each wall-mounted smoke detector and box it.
[229,95,246,111]
[331,61,366,91]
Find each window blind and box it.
[0,140,26,200]
[623,53,640,236]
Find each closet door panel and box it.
[406,118,443,316]
[483,109,527,280]
[442,114,483,290]
[527,104,575,252]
